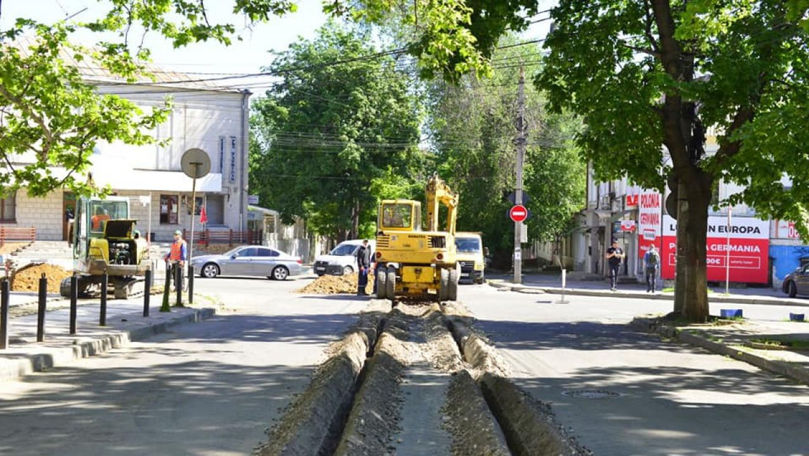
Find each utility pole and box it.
[513,65,526,284]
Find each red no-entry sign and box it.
[509,204,528,223]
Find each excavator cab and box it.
[379,201,421,231]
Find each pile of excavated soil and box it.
[11,263,72,293]
[298,272,375,295]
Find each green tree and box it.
[1,0,297,197]
[429,42,585,265]
[538,1,809,321]
[0,20,168,197]
[249,24,424,242]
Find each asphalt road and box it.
[460,283,809,456]
[0,277,365,456]
[3,276,809,455]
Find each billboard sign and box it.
[660,216,770,283]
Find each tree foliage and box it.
[249,24,424,242]
[429,41,584,264]
[0,20,168,197]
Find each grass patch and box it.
[750,338,809,350]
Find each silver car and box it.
[191,246,304,280]
[783,263,809,297]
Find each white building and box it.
[6,57,251,243]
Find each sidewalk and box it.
[487,272,809,307]
[630,316,809,386]
[0,293,216,381]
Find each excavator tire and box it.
[438,268,450,301]
[376,266,388,299]
[385,269,396,300]
[447,268,459,301]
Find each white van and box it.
[313,239,376,276]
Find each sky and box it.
[1,0,556,92]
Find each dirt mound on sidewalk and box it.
[298,271,375,294]
[11,263,73,293]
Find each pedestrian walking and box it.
[643,244,661,293]
[355,239,372,296]
[164,229,187,291]
[605,240,625,291]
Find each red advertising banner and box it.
[659,215,770,284]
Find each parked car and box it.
[782,263,809,297]
[455,232,485,284]
[191,246,303,280]
[313,239,376,276]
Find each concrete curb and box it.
[629,317,809,386]
[0,307,215,381]
[488,280,809,307]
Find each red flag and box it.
[199,206,208,224]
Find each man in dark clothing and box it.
[643,244,661,293]
[605,240,625,291]
[355,239,372,296]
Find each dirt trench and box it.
[257,299,589,456]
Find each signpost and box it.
[181,148,211,305]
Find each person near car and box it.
[164,230,187,291]
[605,240,625,291]
[643,244,661,293]
[355,239,372,296]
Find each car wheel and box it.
[788,281,798,298]
[201,263,219,278]
[272,266,289,281]
[343,265,354,275]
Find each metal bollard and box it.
[37,273,47,342]
[99,272,107,326]
[143,269,151,317]
[187,264,194,304]
[175,263,183,307]
[0,279,9,349]
[69,273,77,335]
[160,265,171,312]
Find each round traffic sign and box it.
[509,204,528,223]
[181,148,211,179]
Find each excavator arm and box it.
[425,175,458,235]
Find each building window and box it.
[160,195,179,224]
[0,191,16,222]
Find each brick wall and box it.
[14,190,64,240]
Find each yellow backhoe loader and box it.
[375,175,459,301]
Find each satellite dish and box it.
[181,148,211,179]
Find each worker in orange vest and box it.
[164,230,187,290]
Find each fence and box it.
[0,226,36,246]
[182,229,263,247]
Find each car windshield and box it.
[455,237,481,253]
[331,244,358,256]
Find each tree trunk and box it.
[673,168,712,322]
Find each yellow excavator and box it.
[374,175,459,301]
[60,197,151,299]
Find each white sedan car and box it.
[191,246,304,280]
